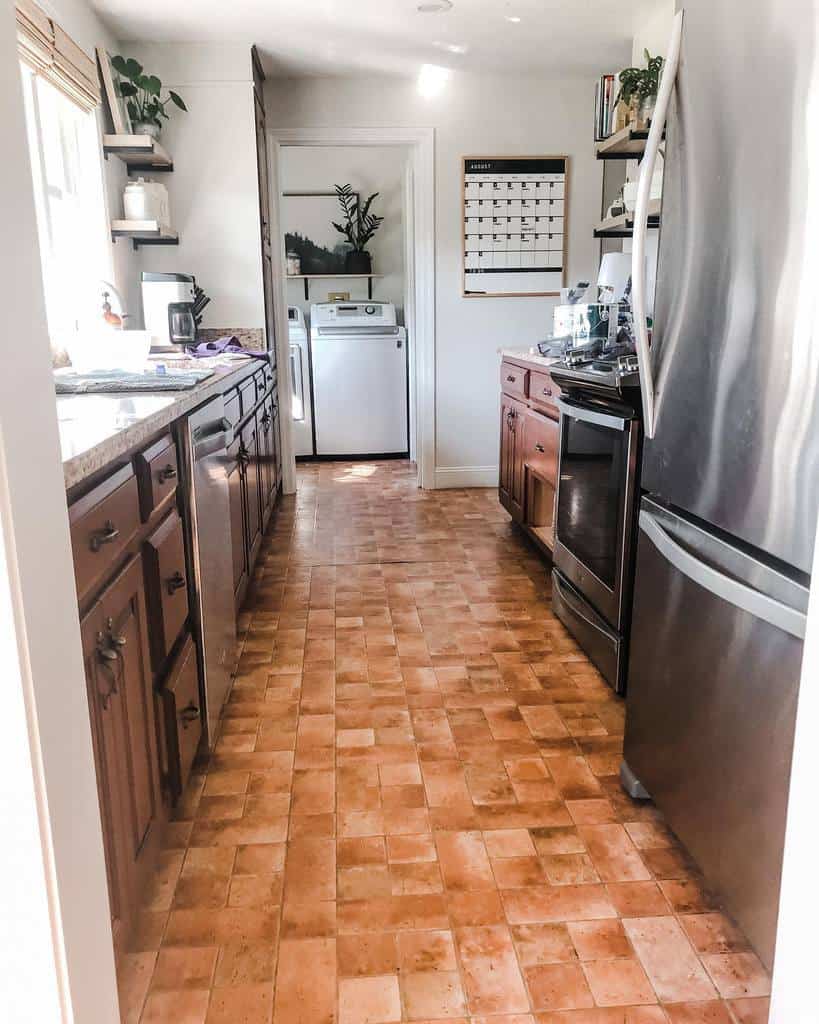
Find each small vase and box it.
[637,94,656,129]
[345,250,372,275]
[133,121,161,140]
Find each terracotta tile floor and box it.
[118,460,771,1023]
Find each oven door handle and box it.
[557,397,628,431]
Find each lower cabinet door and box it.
[499,396,525,521]
[160,635,202,801]
[81,554,162,948]
[242,421,262,570]
[227,435,248,605]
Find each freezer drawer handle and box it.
[639,509,807,639]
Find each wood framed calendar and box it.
[462,155,568,297]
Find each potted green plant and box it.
[617,49,664,128]
[111,55,187,138]
[332,184,384,275]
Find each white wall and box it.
[632,0,676,63]
[0,2,118,1020]
[121,43,265,331]
[279,145,408,320]
[266,71,614,483]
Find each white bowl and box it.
[65,330,153,373]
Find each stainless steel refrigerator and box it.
[622,0,818,971]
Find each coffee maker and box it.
[142,272,196,352]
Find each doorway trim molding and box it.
[266,125,436,490]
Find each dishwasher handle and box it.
[193,417,233,460]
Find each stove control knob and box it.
[365,305,376,315]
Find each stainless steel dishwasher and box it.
[185,397,236,748]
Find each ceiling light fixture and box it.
[417,63,451,98]
[505,15,522,23]
[417,1,453,13]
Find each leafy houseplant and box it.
[332,184,384,274]
[111,55,187,138]
[617,49,664,127]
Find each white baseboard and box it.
[434,465,498,489]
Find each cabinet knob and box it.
[158,463,177,483]
[543,387,552,397]
[506,374,516,382]
[534,443,545,453]
[180,702,200,727]
[89,520,119,552]
[166,571,186,595]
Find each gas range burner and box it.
[550,351,641,406]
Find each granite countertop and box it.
[58,355,265,491]
[499,346,562,370]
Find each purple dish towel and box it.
[188,336,269,361]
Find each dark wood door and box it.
[81,554,162,948]
[257,399,275,526]
[254,92,276,363]
[227,435,247,604]
[499,396,525,522]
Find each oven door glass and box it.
[556,411,627,591]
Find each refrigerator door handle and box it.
[639,509,807,639]
[632,9,684,440]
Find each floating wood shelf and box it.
[111,220,179,250]
[593,199,662,238]
[286,273,385,301]
[103,134,173,171]
[596,123,664,161]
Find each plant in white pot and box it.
[111,55,187,138]
[332,184,384,275]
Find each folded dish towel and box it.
[188,336,269,361]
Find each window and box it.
[20,62,112,353]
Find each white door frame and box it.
[266,126,436,491]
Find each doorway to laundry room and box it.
[275,142,417,481]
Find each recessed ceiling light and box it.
[418,1,453,13]
[505,15,522,23]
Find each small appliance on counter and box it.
[142,272,197,352]
[288,306,314,457]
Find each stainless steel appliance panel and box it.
[644,0,819,575]
[186,398,237,748]
[623,498,809,968]
[553,397,640,631]
[552,570,624,692]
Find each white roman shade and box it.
[16,0,100,111]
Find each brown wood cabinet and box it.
[499,356,562,556]
[227,434,248,606]
[81,554,162,949]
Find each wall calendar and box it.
[462,155,568,297]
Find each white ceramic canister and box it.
[123,178,171,229]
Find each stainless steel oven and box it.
[552,393,641,692]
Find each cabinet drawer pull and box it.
[89,520,119,552]
[534,443,545,453]
[506,374,516,382]
[166,571,186,595]
[179,702,200,727]
[542,387,553,396]
[158,463,177,484]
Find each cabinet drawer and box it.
[239,377,257,417]
[135,434,178,521]
[160,634,201,800]
[143,510,189,669]
[529,370,559,416]
[523,409,559,483]
[224,390,241,428]
[501,360,528,399]
[70,465,141,602]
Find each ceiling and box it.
[91,0,655,78]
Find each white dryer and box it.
[310,302,408,457]
[288,306,314,457]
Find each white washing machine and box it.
[288,306,314,457]
[310,302,408,457]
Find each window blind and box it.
[16,0,100,112]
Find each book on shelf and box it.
[594,73,622,141]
